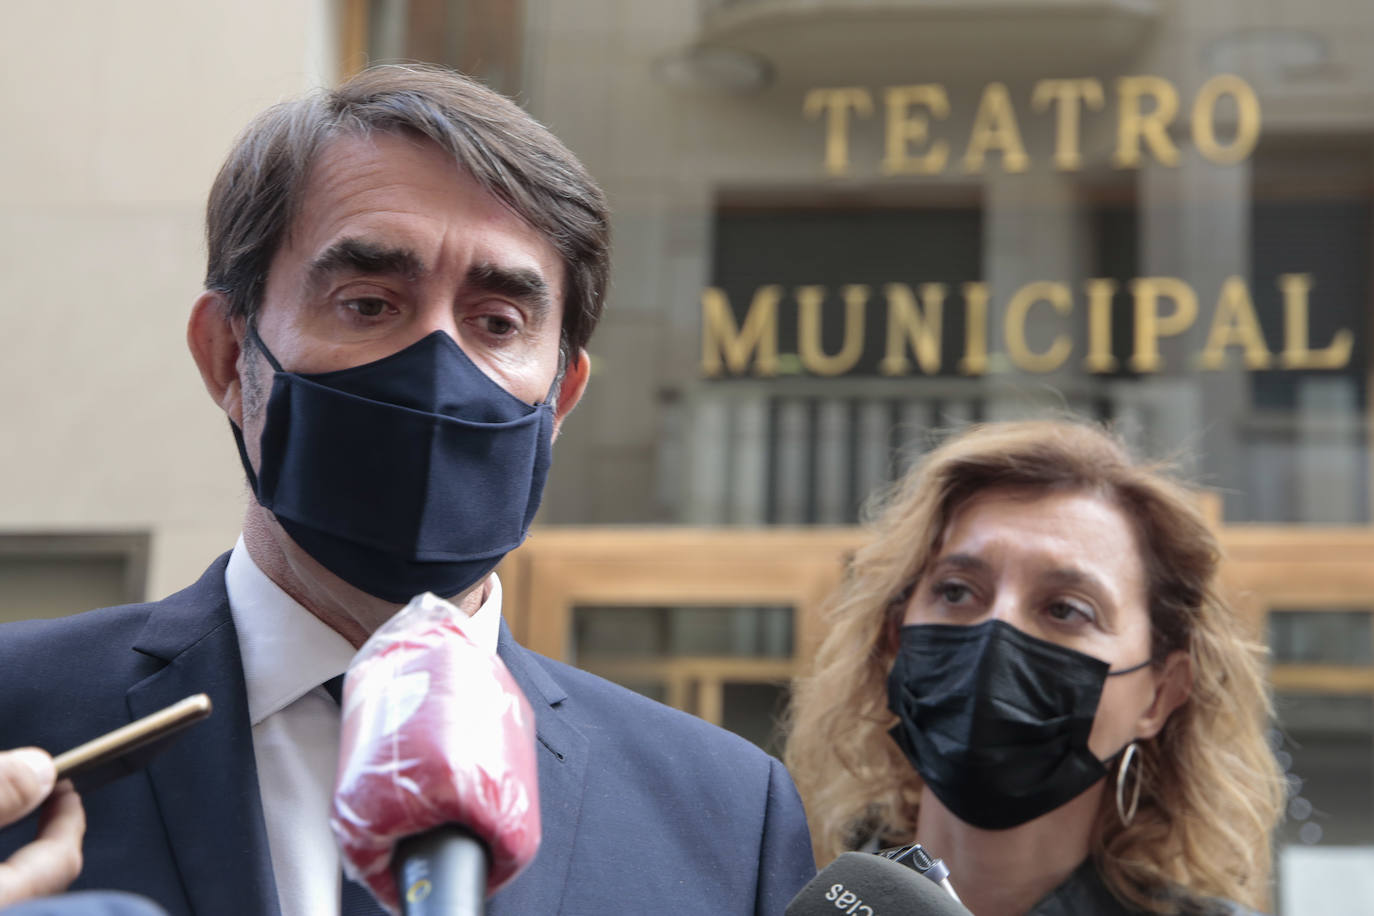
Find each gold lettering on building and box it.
[701,285,780,377]
[1114,76,1181,169]
[1083,278,1119,373]
[1031,78,1105,172]
[1005,281,1073,372]
[882,85,950,175]
[1199,276,1272,369]
[1191,74,1262,165]
[963,82,1029,174]
[803,87,874,177]
[1279,273,1353,369]
[880,283,945,375]
[798,284,867,376]
[808,75,1261,174]
[1130,277,1197,371]
[701,277,1351,378]
[959,281,990,375]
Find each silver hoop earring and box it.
[1116,741,1142,827]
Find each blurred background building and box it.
[2,1,1372,910]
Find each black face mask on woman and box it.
[887,619,1150,830]
[230,324,555,604]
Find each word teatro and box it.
[700,274,1352,378]
[805,74,1260,175]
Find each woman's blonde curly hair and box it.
[784,419,1285,913]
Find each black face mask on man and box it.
[230,324,555,604]
[887,619,1150,830]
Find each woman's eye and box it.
[1047,600,1094,624]
[934,582,971,604]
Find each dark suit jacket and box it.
[0,556,815,915]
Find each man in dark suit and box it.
[0,65,815,915]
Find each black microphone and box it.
[786,852,974,916]
[393,826,488,916]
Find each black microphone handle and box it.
[393,825,490,916]
[786,852,973,916]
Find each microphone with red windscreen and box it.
[330,593,541,916]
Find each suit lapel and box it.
[491,625,588,915]
[129,556,281,916]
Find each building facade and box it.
[2,2,1372,911]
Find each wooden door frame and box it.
[498,527,861,664]
[498,520,1374,699]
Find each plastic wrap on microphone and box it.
[786,852,973,916]
[330,592,541,913]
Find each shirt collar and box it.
[224,536,503,725]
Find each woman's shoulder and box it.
[1029,860,1138,915]
[1183,898,1267,916]
[1030,861,1269,916]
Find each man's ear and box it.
[1135,649,1192,741]
[551,348,590,439]
[187,291,245,426]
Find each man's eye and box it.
[344,298,389,318]
[480,315,518,336]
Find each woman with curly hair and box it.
[785,419,1285,915]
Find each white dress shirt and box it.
[225,536,502,916]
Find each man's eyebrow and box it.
[467,261,553,320]
[308,238,425,287]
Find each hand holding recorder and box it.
[0,694,207,913]
[0,693,210,908]
[0,748,85,906]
